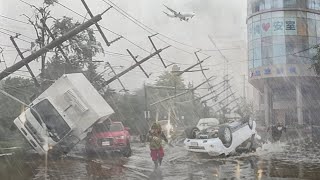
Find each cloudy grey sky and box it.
[0,0,252,99]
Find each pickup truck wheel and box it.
[122,142,132,157]
[218,126,232,148]
[185,127,199,139]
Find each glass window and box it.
[308,18,317,37]
[273,0,283,8]
[297,18,308,36]
[265,0,273,9]
[31,99,71,142]
[297,11,307,18]
[262,45,273,65]
[284,0,297,8]
[286,36,308,64]
[316,20,320,37]
[253,21,262,39]
[260,0,265,10]
[308,0,317,9]
[254,47,262,67]
[248,23,253,41]
[273,44,286,64]
[249,49,254,69]
[272,11,284,18]
[110,123,123,132]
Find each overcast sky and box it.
[0,0,252,100]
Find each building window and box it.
[273,44,286,64]
[273,0,283,8]
[284,0,297,8]
[265,0,273,9]
[308,18,317,37]
[254,47,262,67]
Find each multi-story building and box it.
[247,0,320,126]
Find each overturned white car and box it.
[184,118,256,156]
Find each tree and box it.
[311,45,320,75]
[0,77,36,138]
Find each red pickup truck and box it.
[85,121,131,157]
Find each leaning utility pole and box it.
[0,14,103,80]
[10,36,40,87]
[99,46,170,90]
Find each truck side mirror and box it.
[125,127,130,131]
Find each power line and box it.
[0,30,32,44]
[0,27,34,40]
[0,14,30,25]
[101,0,210,56]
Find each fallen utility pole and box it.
[105,62,127,91]
[148,34,166,68]
[80,0,122,46]
[211,91,236,108]
[10,36,40,87]
[146,85,192,91]
[194,81,228,101]
[150,76,215,106]
[127,49,149,78]
[99,46,170,90]
[41,19,70,64]
[176,59,207,76]
[201,85,231,103]
[218,97,239,112]
[0,14,103,80]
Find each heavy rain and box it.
[1,0,320,180]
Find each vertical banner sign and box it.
[144,111,150,119]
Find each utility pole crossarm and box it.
[127,49,149,78]
[148,34,167,68]
[106,62,127,91]
[176,59,206,76]
[10,36,40,87]
[80,0,119,46]
[0,14,102,80]
[150,76,215,106]
[99,46,170,90]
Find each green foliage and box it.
[311,46,320,75]
[0,77,37,138]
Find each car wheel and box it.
[123,142,132,157]
[248,118,253,129]
[185,127,199,139]
[218,126,232,148]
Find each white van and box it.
[13,73,114,155]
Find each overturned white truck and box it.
[13,73,114,155]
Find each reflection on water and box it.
[2,142,320,179]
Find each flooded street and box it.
[2,138,320,180]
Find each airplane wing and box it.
[163,5,178,15]
[163,11,176,18]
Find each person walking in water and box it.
[148,122,168,169]
[267,122,286,142]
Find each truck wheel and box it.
[218,126,232,148]
[248,118,253,129]
[185,127,199,139]
[123,142,132,157]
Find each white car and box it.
[184,118,256,156]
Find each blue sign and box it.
[289,67,297,74]
[255,70,261,76]
[264,68,271,75]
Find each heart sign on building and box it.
[262,23,271,32]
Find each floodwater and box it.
[2,138,320,179]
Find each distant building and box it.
[247,0,320,126]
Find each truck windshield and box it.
[31,99,71,142]
[94,123,123,133]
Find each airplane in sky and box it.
[163,5,195,22]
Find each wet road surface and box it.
[2,138,320,179]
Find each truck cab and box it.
[13,73,114,156]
